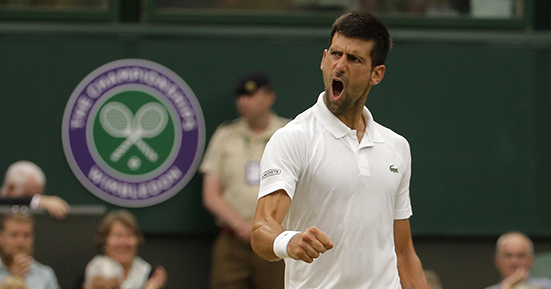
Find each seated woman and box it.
[94,210,167,289]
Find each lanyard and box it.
[243,135,269,161]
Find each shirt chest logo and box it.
[389,164,399,173]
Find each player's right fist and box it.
[288,226,333,263]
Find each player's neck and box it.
[338,107,365,128]
[336,108,366,142]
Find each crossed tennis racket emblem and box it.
[99,102,168,163]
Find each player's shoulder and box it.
[273,108,315,138]
[374,121,409,146]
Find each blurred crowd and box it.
[0,161,166,289]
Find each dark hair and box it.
[329,11,392,67]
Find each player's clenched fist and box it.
[288,226,333,263]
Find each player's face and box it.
[90,276,120,289]
[321,33,385,116]
[104,221,138,267]
[236,88,274,120]
[495,236,534,278]
[0,219,34,259]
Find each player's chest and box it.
[303,139,405,196]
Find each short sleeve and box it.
[258,126,306,200]
[394,137,413,220]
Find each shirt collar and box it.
[313,92,384,143]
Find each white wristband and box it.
[273,231,300,259]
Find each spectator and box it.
[200,71,288,289]
[485,231,551,289]
[0,212,59,289]
[84,256,123,289]
[94,210,166,289]
[0,161,69,219]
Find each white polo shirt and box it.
[259,92,413,289]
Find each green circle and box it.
[93,91,175,176]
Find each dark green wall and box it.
[1,23,551,235]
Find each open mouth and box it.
[332,79,344,100]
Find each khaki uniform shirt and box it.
[200,114,289,222]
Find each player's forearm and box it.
[251,217,284,261]
[397,252,428,289]
[252,190,292,261]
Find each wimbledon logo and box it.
[62,59,205,207]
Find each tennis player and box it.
[251,11,428,288]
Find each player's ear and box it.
[321,49,328,70]
[369,65,385,86]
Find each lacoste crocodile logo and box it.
[389,165,399,173]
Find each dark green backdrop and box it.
[1,24,550,236]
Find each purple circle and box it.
[62,59,205,207]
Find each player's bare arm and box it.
[251,189,290,261]
[394,219,428,289]
[252,189,333,263]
